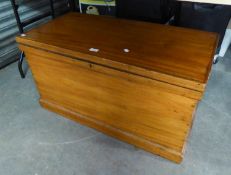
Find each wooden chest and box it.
[16,13,218,163]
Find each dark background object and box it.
[177,2,231,47]
[116,0,174,23]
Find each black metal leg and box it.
[11,0,57,78]
[18,51,25,79]
[10,0,23,34]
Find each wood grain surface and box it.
[21,45,197,163]
[16,13,218,163]
[16,12,218,85]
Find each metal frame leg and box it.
[213,29,231,64]
[10,0,24,34]
[10,0,60,78]
[218,29,231,57]
[10,0,26,78]
[18,51,25,79]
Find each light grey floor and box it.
[0,49,231,175]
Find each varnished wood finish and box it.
[20,45,197,163]
[16,13,218,163]
[16,13,218,86]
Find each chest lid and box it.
[16,13,218,92]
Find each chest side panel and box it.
[22,45,198,163]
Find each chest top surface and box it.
[16,13,218,84]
